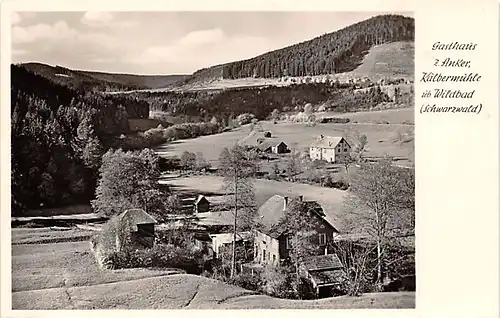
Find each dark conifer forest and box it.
[189,14,414,81]
[10,65,150,214]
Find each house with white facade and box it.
[309,135,351,163]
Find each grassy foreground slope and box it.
[12,223,414,309]
[13,274,415,309]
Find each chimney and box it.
[283,196,289,210]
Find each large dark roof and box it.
[256,195,336,238]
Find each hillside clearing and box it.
[155,118,414,167]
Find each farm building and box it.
[115,209,157,251]
[309,135,351,163]
[258,140,289,154]
[194,195,210,213]
[300,254,347,297]
[210,231,253,259]
[253,195,339,266]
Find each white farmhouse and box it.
[309,135,351,163]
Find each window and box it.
[337,148,340,153]
[273,254,276,264]
[319,233,327,245]
[285,236,291,249]
[344,148,348,152]
[263,249,266,261]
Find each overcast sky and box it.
[11,11,413,75]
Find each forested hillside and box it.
[187,14,414,83]
[19,63,188,92]
[140,82,393,121]
[10,65,150,215]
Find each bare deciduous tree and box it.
[342,158,414,290]
[219,144,258,278]
[286,148,301,182]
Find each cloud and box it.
[81,11,114,26]
[130,28,275,73]
[178,28,225,46]
[12,21,77,44]
[12,20,120,66]
[81,11,137,28]
[11,12,21,25]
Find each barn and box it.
[116,209,157,251]
[258,140,289,154]
[194,195,210,213]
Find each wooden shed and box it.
[116,209,157,251]
[194,195,210,213]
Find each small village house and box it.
[115,209,157,251]
[194,195,210,213]
[253,195,339,266]
[309,135,351,163]
[258,140,289,154]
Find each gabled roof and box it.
[256,195,288,238]
[195,195,209,205]
[302,254,343,271]
[258,140,287,151]
[256,195,336,239]
[302,254,346,287]
[310,136,349,149]
[119,209,157,232]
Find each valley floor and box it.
[11,227,414,309]
[155,110,415,169]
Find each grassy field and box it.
[156,115,414,167]
[162,175,348,230]
[11,227,94,245]
[343,41,414,82]
[11,228,183,294]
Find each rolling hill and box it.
[18,62,188,91]
[184,14,414,84]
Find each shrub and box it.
[180,151,197,170]
[103,243,204,273]
[227,272,263,292]
[237,113,255,125]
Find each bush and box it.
[324,175,350,190]
[103,243,204,273]
[237,113,255,125]
[260,265,317,300]
[228,272,263,292]
[180,151,197,170]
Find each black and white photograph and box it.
[9,10,416,309]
